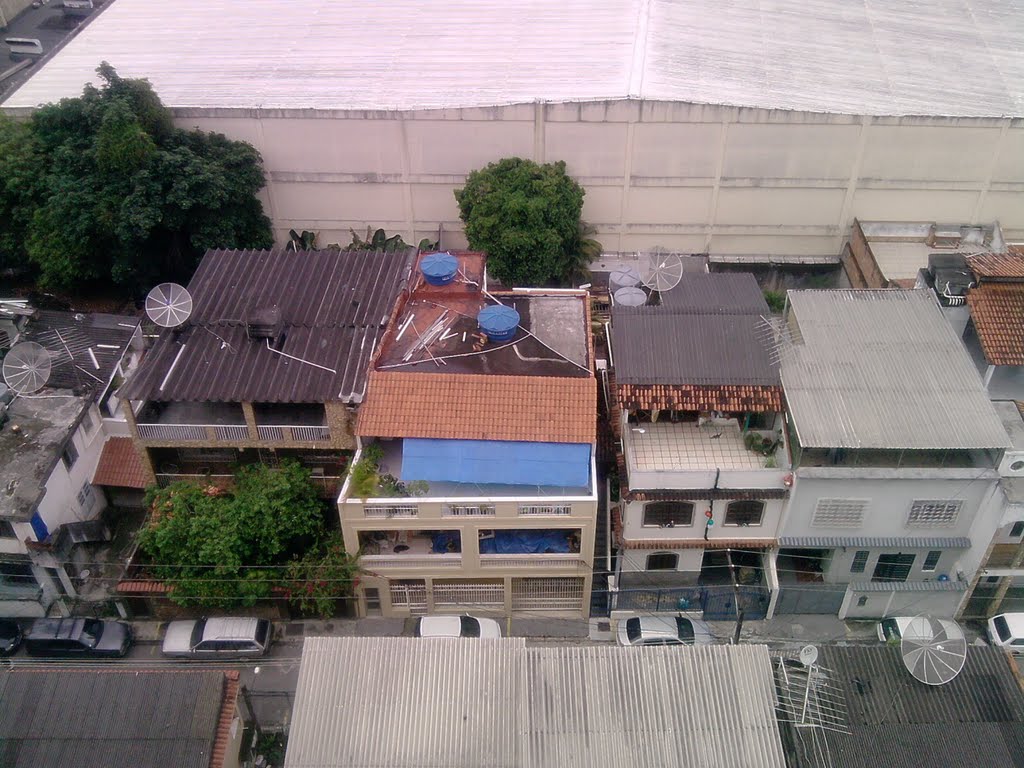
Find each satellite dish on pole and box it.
[640,252,684,293]
[799,645,819,667]
[900,616,966,686]
[3,341,52,394]
[145,283,193,328]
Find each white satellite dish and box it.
[145,283,193,328]
[613,286,648,306]
[640,252,684,293]
[900,616,966,686]
[799,645,819,667]
[3,341,52,394]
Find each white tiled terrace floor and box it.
[628,421,763,471]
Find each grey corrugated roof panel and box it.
[121,248,414,403]
[783,646,1024,768]
[5,0,1024,118]
[782,290,1011,450]
[847,579,969,592]
[21,310,138,392]
[658,272,769,314]
[778,536,970,549]
[0,668,226,768]
[612,311,779,386]
[285,637,786,768]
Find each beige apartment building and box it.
[340,253,598,618]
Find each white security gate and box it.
[389,580,427,614]
[432,580,505,611]
[512,577,585,611]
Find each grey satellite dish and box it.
[799,645,819,667]
[609,266,642,292]
[613,286,648,306]
[641,252,684,293]
[900,616,966,686]
[145,283,193,328]
[3,341,52,394]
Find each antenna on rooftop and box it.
[756,315,801,367]
[145,283,193,328]
[640,251,684,293]
[3,341,52,394]
[900,616,966,686]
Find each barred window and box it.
[812,498,868,528]
[647,552,678,571]
[76,483,96,515]
[922,550,942,572]
[642,502,694,528]
[518,504,572,516]
[444,504,496,517]
[850,550,869,573]
[907,500,962,527]
[724,500,764,527]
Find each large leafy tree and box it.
[454,157,596,286]
[0,62,272,291]
[137,461,326,608]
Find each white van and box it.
[5,38,44,60]
[987,613,1024,654]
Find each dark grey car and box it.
[25,618,132,658]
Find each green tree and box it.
[2,62,272,292]
[137,461,323,608]
[285,534,361,619]
[454,157,597,286]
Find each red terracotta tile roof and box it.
[968,251,1024,280]
[210,671,241,768]
[623,538,776,549]
[356,371,597,444]
[617,383,783,412]
[966,283,1024,365]
[92,437,150,489]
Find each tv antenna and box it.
[3,341,52,394]
[900,616,966,686]
[145,283,193,328]
[640,251,684,293]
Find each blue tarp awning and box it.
[401,439,591,488]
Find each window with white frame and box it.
[723,500,764,527]
[812,498,868,528]
[518,504,572,516]
[444,504,496,517]
[642,501,694,528]
[907,500,962,527]
[76,483,97,515]
[922,550,942,572]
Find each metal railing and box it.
[257,425,331,441]
[364,505,418,518]
[479,554,586,569]
[518,504,573,516]
[361,554,462,568]
[137,423,238,441]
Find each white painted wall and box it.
[174,101,1024,258]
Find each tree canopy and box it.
[138,461,328,608]
[0,63,273,292]
[454,157,596,286]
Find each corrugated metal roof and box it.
[612,311,778,386]
[121,249,415,403]
[781,290,1010,449]
[847,579,969,592]
[778,536,971,548]
[21,311,138,392]
[285,637,786,768]
[659,273,768,313]
[5,0,1024,117]
[0,668,227,768]
[783,646,1024,768]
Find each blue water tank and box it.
[477,304,520,342]
[420,252,459,286]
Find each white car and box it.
[414,615,502,639]
[876,616,962,643]
[162,617,272,658]
[617,614,713,647]
[987,613,1024,654]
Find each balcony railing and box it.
[361,554,462,569]
[257,425,331,441]
[156,473,341,495]
[479,554,586,569]
[364,505,418,518]
[136,423,249,441]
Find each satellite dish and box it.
[799,645,819,667]
[145,283,193,328]
[640,252,684,293]
[3,341,52,394]
[613,286,647,306]
[900,616,966,686]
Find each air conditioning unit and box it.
[999,451,1024,477]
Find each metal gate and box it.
[774,585,846,615]
[700,585,770,621]
[389,580,427,614]
[511,577,584,611]
[433,580,505,611]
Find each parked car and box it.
[617,614,714,647]
[414,615,502,639]
[876,616,962,643]
[161,617,272,659]
[24,618,132,658]
[987,612,1024,654]
[0,619,23,656]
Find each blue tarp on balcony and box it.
[401,439,591,488]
